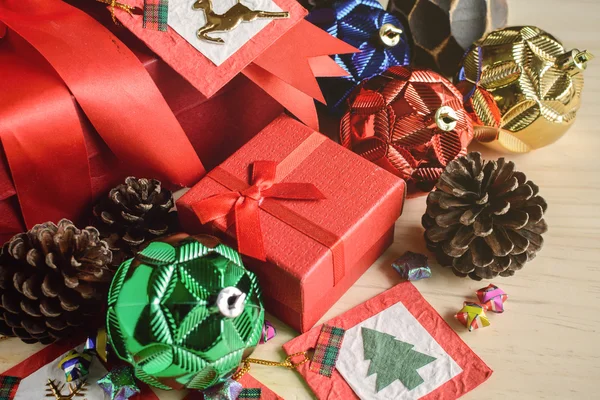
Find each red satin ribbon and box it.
[0,0,204,230]
[195,161,325,261]
[243,20,356,131]
[0,34,93,230]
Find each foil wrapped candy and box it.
[57,329,108,383]
[84,328,109,363]
[392,251,432,281]
[259,320,277,344]
[58,350,93,382]
[455,302,490,332]
[97,366,140,400]
[476,284,508,313]
[201,378,243,400]
[307,0,410,113]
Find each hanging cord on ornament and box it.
[232,352,310,380]
[94,0,169,31]
[95,0,137,24]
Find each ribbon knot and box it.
[194,161,325,261]
[241,186,262,202]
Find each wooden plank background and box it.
[1,0,598,399]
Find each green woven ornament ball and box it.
[106,234,264,391]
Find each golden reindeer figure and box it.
[45,379,87,400]
[192,0,290,44]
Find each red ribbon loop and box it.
[195,161,325,261]
[0,0,205,235]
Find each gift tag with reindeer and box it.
[0,339,158,399]
[108,0,308,97]
[9,344,107,399]
[97,0,354,130]
[169,0,289,65]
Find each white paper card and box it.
[168,0,283,66]
[335,302,463,400]
[14,343,108,400]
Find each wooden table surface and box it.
[1,0,599,399]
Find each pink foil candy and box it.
[476,284,507,313]
[259,320,277,344]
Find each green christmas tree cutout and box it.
[362,327,436,392]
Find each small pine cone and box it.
[0,219,113,344]
[422,152,548,280]
[93,177,177,267]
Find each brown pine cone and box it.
[0,219,113,344]
[422,152,548,280]
[93,177,177,267]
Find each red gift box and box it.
[0,2,283,242]
[177,114,406,332]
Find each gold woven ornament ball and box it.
[387,0,508,77]
[457,26,594,153]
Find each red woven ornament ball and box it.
[340,66,473,196]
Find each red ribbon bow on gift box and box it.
[195,161,325,261]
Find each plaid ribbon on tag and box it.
[143,0,168,31]
[238,388,262,399]
[0,376,21,400]
[309,324,346,378]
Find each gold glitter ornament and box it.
[457,26,593,153]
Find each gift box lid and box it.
[178,114,406,307]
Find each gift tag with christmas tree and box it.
[284,282,492,399]
[360,327,437,393]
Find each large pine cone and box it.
[0,220,113,344]
[422,152,548,280]
[93,177,177,267]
